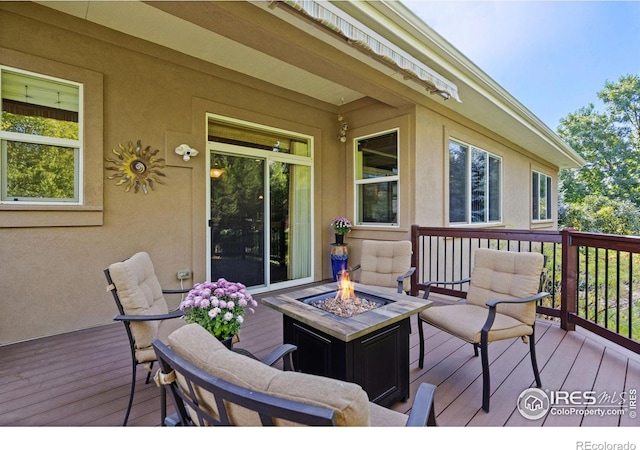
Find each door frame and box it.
[206,115,315,294]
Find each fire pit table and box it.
[260,282,432,407]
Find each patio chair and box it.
[105,251,190,426]
[152,323,438,426]
[417,248,549,412]
[105,251,297,426]
[348,240,415,294]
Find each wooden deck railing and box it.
[410,225,640,355]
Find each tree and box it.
[558,74,640,208]
[558,75,640,234]
[560,194,640,235]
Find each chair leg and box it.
[473,343,480,357]
[480,338,490,413]
[418,316,425,369]
[145,361,154,384]
[529,328,542,388]
[123,360,137,426]
[160,383,167,426]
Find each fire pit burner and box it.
[300,291,393,318]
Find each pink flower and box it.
[223,312,233,322]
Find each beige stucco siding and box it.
[0,5,342,344]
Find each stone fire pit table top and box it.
[260,282,432,342]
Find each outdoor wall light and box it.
[175,144,198,161]
[338,114,348,143]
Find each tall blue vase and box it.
[330,243,348,281]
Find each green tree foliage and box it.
[560,194,640,235]
[558,74,640,234]
[1,111,78,200]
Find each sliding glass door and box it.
[208,117,313,291]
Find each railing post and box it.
[411,224,419,297]
[561,228,577,331]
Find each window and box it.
[1,67,82,203]
[449,140,501,224]
[355,130,398,226]
[532,171,552,221]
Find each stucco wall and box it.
[413,105,559,229]
[0,5,344,344]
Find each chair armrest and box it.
[420,278,471,299]
[114,309,184,322]
[260,344,298,371]
[485,291,550,308]
[345,264,361,276]
[162,288,191,295]
[481,292,550,334]
[405,383,438,426]
[395,267,416,293]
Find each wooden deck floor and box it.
[1,290,639,428]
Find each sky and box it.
[403,0,640,131]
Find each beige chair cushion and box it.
[465,249,544,325]
[168,324,372,426]
[359,240,412,292]
[109,252,181,362]
[368,402,409,426]
[420,304,533,343]
[420,249,543,344]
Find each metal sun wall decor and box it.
[105,140,167,194]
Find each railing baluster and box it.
[616,251,621,334]
[629,255,634,340]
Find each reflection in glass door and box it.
[210,153,265,287]
[209,148,312,289]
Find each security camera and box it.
[175,144,198,162]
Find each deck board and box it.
[0,289,638,427]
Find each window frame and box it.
[0,49,103,228]
[353,128,400,227]
[448,138,502,226]
[0,66,83,204]
[532,170,553,221]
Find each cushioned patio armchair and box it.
[417,248,549,412]
[349,240,415,294]
[105,251,189,426]
[153,323,438,426]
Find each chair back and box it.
[152,337,336,426]
[162,324,371,426]
[359,240,412,291]
[466,249,545,325]
[106,252,170,351]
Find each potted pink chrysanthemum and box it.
[179,278,257,346]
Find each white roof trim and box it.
[276,0,461,102]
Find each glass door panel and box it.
[210,153,265,287]
[269,162,312,284]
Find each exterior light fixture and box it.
[175,144,198,161]
[337,113,348,143]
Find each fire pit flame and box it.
[336,269,355,302]
[303,270,387,317]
